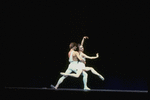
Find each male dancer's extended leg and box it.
[84,67,105,81]
[52,69,72,89]
[60,70,90,90]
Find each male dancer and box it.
[51,42,89,90]
[61,36,104,89]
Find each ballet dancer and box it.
[78,36,104,81]
[61,36,104,89]
[51,42,90,90]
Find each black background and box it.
[2,1,148,90]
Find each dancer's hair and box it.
[69,42,77,49]
[78,44,81,51]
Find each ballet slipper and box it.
[84,87,91,90]
[99,75,105,81]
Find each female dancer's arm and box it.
[82,53,99,59]
[81,36,89,46]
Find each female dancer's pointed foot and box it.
[84,87,91,91]
[50,84,57,89]
[99,75,105,81]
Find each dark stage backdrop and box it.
[2,1,148,90]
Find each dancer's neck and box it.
[70,49,75,52]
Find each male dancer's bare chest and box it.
[68,51,77,61]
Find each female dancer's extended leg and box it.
[84,67,104,81]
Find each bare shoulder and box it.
[74,51,79,55]
[74,51,78,53]
[80,52,85,56]
[80,52,85,55]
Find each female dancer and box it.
[78,36,104,81]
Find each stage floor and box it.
[4,87,148,100]
[5,87,148,93]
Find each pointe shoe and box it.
[99,75,105,81]
[84,87,91,90]
[102,77,105,81]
